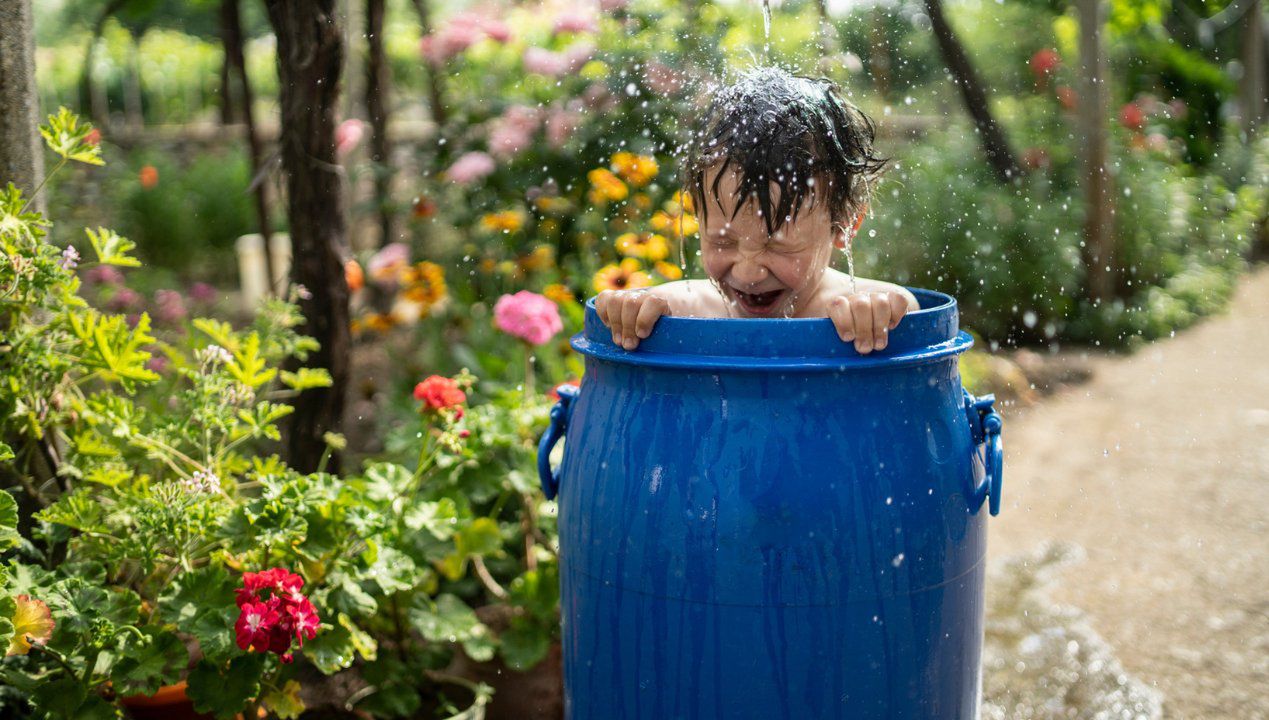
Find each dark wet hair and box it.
[684,66,888,236]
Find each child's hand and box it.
[595,289,670,351]
[828,290,912,354]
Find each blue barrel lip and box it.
[574,286,973,371]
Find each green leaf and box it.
[0,492,18,552]
[113,627,187,696]
[302,625,355,675]
[408,594,484,644]
[338,613,377,662]
[0,442,14,463]
[235,401,294,441]
[84,226,140,266]
[509,561,560,621]
[192,319,238,352]
[0,593,16,654]
[363,546,417,596]
[402,498,459,540]
[84,462,132,487]
[157,567,238,662]
[461,625,497,662]
[226,333,276,389]
[35,491,106,534]
[31,678,89,717]
[67,310,160,391]
[186,655,265,720]
[455,517,502,557]
[499,616,552,671]
[280,368,333,391]
[40,107,104,166]
[262,679,305,720]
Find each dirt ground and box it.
[987,266,1269,719]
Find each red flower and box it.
[85,129,102,147]
[1022,147,1050,170]
[139,165,159,190]
[1029,49,1060,82]
[235,599,280,653]
[1055,85,1077,111]
[1119,102,1145,131]
[414,375,467,415]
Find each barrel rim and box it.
[574,287,972,370]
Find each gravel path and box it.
[986,266,1269,719]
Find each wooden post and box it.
[1077,0,1116,301]
[264,0,351,474]
[0,0,44,211]
[366,0,394,246]
[1241,0,1265,136]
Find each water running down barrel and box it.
[539,288,1004,720]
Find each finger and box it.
[849,294,874,353]
[596,291,610,324]
[828,296,854,342]
[620,295,641,349]
[887,292,909,330]
[871,295,893,351]
[634,296,669,339]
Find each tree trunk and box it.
[0,0,44,211]
[922,0,1022,183]
[263,0,350,474]
[409,0,448,126]
[218,0,238,124]
[366,0,393,246]
[1077,0,1116,301]
[221,0,274,289]
[1241,0,1265,135]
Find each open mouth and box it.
[730,287,787,316]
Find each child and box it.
[596,66,918,354]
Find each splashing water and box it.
[761,0,772,51]
[843,241,857,295]
[981,544,1164,719]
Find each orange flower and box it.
[479,209,526,234]
[543,283,575,304]
[593,258,652,293]
[654,261,683,280]
[587,168,628,205]
[610,152,658,186]
[6,595,55,656]
[412,195,437,219]
[615,232,670,261]
[139,165,159,190]
[650,210,698,239]
[399,261,447,309]
[345,259,365,292]
[363,313,397,333]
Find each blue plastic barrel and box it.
[538,288,1003,720]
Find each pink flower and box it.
[494,290,563,346]
[420,11,509,64]
[336,119,365,156]
[235,599,280,653]
[235,567,319,664]
[488,105,542,159]
[154,289,187,324]
[1119,102,1145,131]
[599,0,628,11]
[546,103,583,148]
[553,11,597,35]
[523,47,568,77]
[445,151,496,185]
[86,265,124,285]
[188,282,218,304]
[643,60,685,96]
[1029,49,1060,81]
[482,18,512,43]
[368,242,411,284]
[563,41,596,73]
[107,288,143,312]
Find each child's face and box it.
[699,166,839,317]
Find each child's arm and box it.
[827,287,916,354]
[595,280,716,351]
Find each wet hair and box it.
[684,66,888,237]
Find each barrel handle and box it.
[963,389,1004,516]
[538,384,580,501]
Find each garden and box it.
[0,0,1266,717]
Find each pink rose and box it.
[445,151,496,185]
[336,119,365,156]
[553,11,597,35]
[494,290,563,346]
[523,47,568,77]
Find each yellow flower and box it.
[593,258,653,293]
[544,283,575,304]
[519,245,556,272]
[654,261,684,280]
[399,261,447,309]
[672,189,694,214]
[533,195,570,213]
[479,209,525,234]
[479,258,497,274]
[610,152,658,186]
[650,210,699,239]
[587,168,628,205]
[615,232,670,261]
[632,193,652,210]
[364,313,397,333]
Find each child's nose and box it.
[732,258,769,287]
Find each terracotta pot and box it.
[120,682,216,720]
